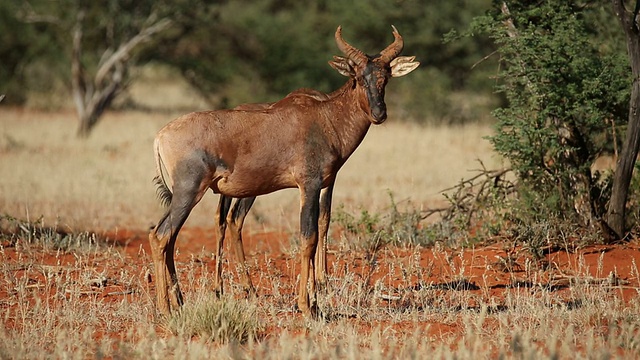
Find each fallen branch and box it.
[423,160,515,227]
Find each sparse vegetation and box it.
[334,192,435,252]
[0,214,100,253]
[1,212,640,358]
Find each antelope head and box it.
[330,25,420,124]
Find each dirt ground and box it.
[2,224,639,351]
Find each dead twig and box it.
[423,160,515,227]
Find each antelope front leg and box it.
[298,183,321,318]
[316,182,334,286]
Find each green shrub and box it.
[454,1,631,244]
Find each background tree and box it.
[6,0,190,136]
[71,8,171,136]
[607,0,640,238]
[1,0,497,135]
[469,1,630,240]
[71,5,172,136]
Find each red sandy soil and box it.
[2,226,640,347]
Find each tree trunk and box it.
[607,0,640,239]
[70,9,171,137]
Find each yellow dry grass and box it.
[0,107,501,232]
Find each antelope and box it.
[149,25,419,318]
[213,77,349,296]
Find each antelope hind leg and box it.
[213,195,232,297]
[149,228,171,317]
[228,197,257,297]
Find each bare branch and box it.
[94,16,172,86]
[500,2,539,97]
[634,0,640,33]
[471,49,499,70]
[73,9,172,136]
[18,1,60,24]
[500,2,518,38]
[71,10,86,119]
[424,160,515,226]
[97,48,115,71]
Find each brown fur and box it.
[148,26,419,318]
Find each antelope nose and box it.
[372,105,387,124]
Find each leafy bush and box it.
[461,1,631,241]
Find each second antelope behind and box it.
[149,25,419,318]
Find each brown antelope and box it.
[149,25,419,318]
[212,78,345,297]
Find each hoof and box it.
[242,287,257,299]
[169,286,184,309]
[214,288,223,299]
[298,303,320,320]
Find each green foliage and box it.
[0,2,66,104]
[1,0,497,123]
[468,1,630,236]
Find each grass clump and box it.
[167,296,263,344]
[0,214,100,253]
[333,192,433,251]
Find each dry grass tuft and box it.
[167,295,262,343]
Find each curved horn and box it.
[379,25,404,63]
[335,26,367,67]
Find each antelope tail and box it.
[153,138,173,208]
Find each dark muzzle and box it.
[371,103,387,124]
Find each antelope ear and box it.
[390,56,420,77]
[329,56,356,77]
